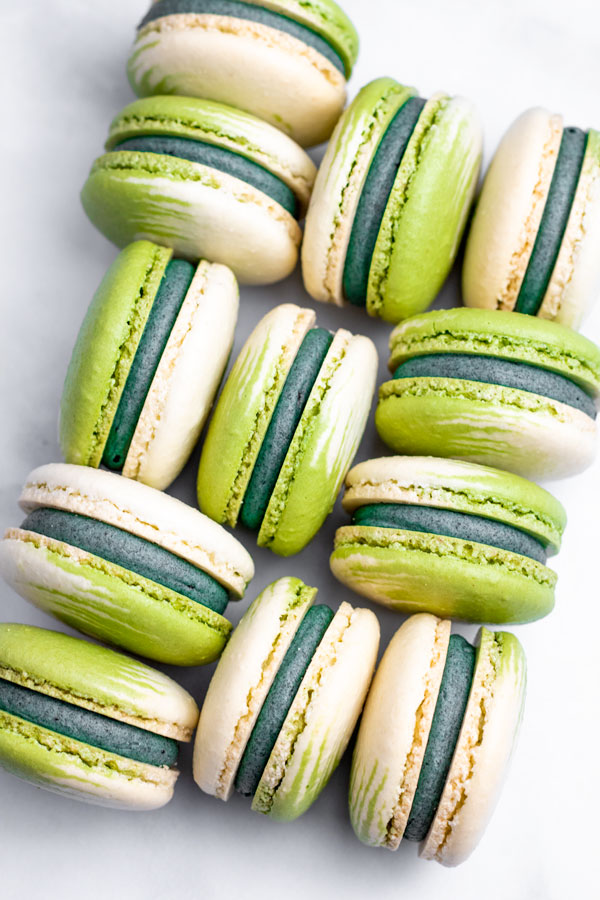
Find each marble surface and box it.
[2,1,598,897]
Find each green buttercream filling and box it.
[0,678,177,768]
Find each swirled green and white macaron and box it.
[0,624,199,809]
[193,577,379,820]
[81,95,315,284]
[128,0,359,147]
[60,240,238,491]
[0,464,254,665]
[350,614,526,866]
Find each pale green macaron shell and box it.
[128,0,359,147]
[302,77,482,322]
[0,624,199,809]
[197,304,377,555]
[0,464,254,666]
[330,456,566,623]
[377,307,600,479]
[81,95,315,284]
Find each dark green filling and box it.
[0,677,178,767]
[393,353,597,419]
[113,135,298,217]
[21,508,229,615]
[516,127,588,315]
[103,258,195,470]
[240,327,333,531]
[139,0,346,76]
[352,503,547,564]
[235,604,334,796]
[343,96,426,306]
[404,635,476,841]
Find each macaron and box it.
[0,464,254,665]
[349,614,526,866]
[330,456,566,623]
[81,95,316,284]
[193,577,379,820]
[463,108,600,329]
[128,0,359,148]
[0,624,199,809]
[60,240,238,491]
[302,77,482,322]
[376,307,600,479]
[197,303,377,555]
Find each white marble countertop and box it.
[2,1,598,896]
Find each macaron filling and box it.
[111,135,298,217]
[234,604,334,796]
[103,258,195,470]
[0,677,178,767]
[138,0,347,75]
[240,328,333,531]
[343,96,426,306]
[352,504,548,564]
[20,508,230,615]
[516,127,588,316]
[403,634,476,842]
[392,353,597,419]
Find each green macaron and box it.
[330,456,566,623]
[0,624,199,809]
[0,464,254,665]
[60,240,239,491]
[81,96,316,284]
[128,0,359,147]
[302,77,483,322]
[376,307,600,479]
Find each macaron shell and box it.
[0,623,198,740]
[0,531,231,666]
[59,241,171,468]
[302,78,416,305]
[463,108,563,313]
[19,464,254,597]
[330,525,557,623]
[252,603,379,820]
[105,95,316,209]
[122,260,239,490]
[421,629,526,866]
[539,129,600,327]
[0,711,177,810]
[128,17,346,148]
[257,331,378,555]
[342,456,566,552]
[193,577,315,800]
[81,152,301,284]
[376,377,597,480]
[197,304,315,526]
[367,95,482,322]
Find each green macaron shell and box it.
[240,327,333,531]
[112,135,298,216]
[102,258,195,470]
[4,534,231,665]
[139,0,346,75]
[21,508,229,616]
[367,95,482,322]
[352,504,547,564]
[392,354,597,418]
[343,96,426,306]
[0,678,177,768]
[516,127,588,316]
[330,526,556,623]
[234,604,334,796]
[387,308,600,395]
[404,634,476,841]
[59,241,170,468]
